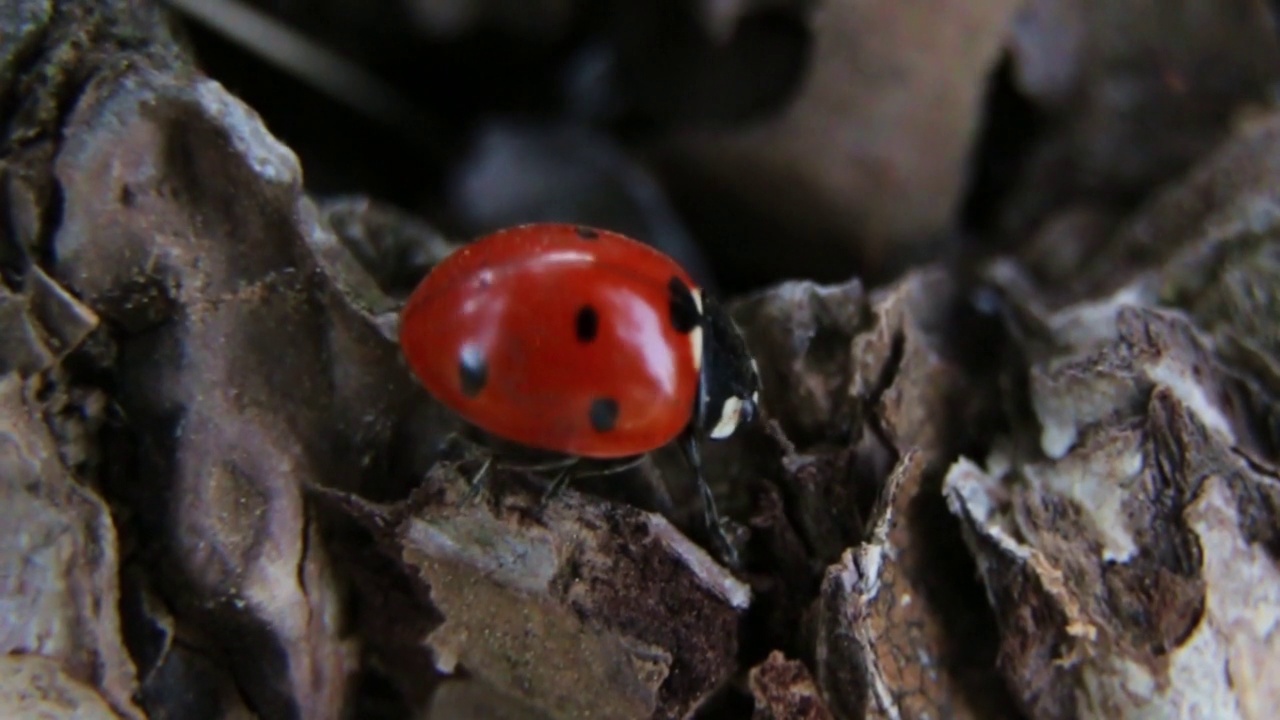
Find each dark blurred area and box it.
[171,0,813,293]
[168,0,1280,296]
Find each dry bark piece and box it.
[136,645,260,720]
[991,110,1280,462]
[114,564,258,720]
[814,450,1012,720]
[319,194,457,299]
[732,270,1013,718]
[1035,109,1280,306]
[947,386,1280,720]
[327,471,750,720]
[0,1,53,86]
[731,269,998,527]
[851,269,968,468]
[749,650,834,720]
[1029,305,1268,461]
[0,655,127,720]
[0,376,142,720]
[775,446,863,569]
[731,278,867,447]
[653,0,1023,278]
[0,284,56,374]
[427,677,554,720]
[306,196,464,503]
[736,468,818,657]
[0,265,100,376]
[999,0,1280,244]
[50,56,361,720]
[952,127,1280,714]
[813,453,910,720]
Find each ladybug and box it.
[399,223,761,561]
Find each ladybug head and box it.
[695,292,761,441]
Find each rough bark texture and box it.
[749,650,834,720]
[944,109,1280,718]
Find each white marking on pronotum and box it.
[710,396,745,439]
[689,288,705,371]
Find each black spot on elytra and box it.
[458,346,487,397]
[668,276,700,334]
[589,397,619,432]
[575,305,598,342]
[575,226,599,240]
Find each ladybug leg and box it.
[496,456,578,474]
[490,455,578,507]
[536,455,645,509]
[438,430,483,457]
[538,462,580,507]
[678,430,740,568]
[460,455,575,505]
[460,457,494,504]
[591,455,648,475]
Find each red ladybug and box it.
[399,223,761,560]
